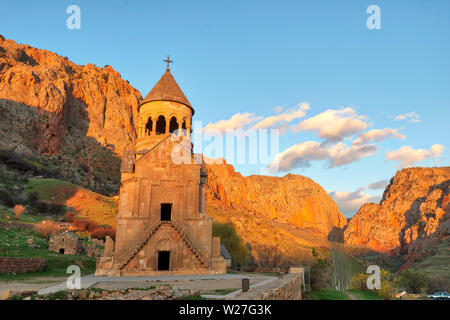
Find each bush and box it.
[13,204,26,218]
[0,189,15,207]
[399,269,428,294]
[378,269,399,300]
[426,275,450,293]
[71,218,99,233]
[254,244,286,267]
[26,191,39,205]
[34,220,61,239]
[350,269,398,300]
[212,222,250,268]
[32,201,65,216]
[65,211,75,222]
[350,272,369,291]
[91,227,116,240]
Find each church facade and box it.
[95,61,226,276]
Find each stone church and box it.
[95,59,226,276]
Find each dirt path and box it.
[345,291,358,300]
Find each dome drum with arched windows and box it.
[136,68,194,153]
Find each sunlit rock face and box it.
[344,167,450,257]
[0,36,141,189]
[205,160,347,235]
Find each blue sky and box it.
[1,0,449,216]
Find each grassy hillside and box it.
[25,178,118,227]
[413,237,450,281]
[0,218,96,281]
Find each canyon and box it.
[0,35,448,271]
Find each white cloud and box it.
[367,179,389,190]
[274,106,283,113]
[268,140,377,172]
[329,188,381,217]
[395,112,421,123]
[353,128,405,145]
[386,144,444,167]
[297,108,368,142]
[251,102,310,130]
[203,112,261,133]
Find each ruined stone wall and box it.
[0,257,46,274]
[0,223,33,230]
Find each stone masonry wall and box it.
[259,273,302,300]
[0,257,46,274]
[229,273,302,300]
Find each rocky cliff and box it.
[344,167,450,260]
[205,161,347,235]
[0,36,141,191]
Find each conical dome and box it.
[139,70,193,114]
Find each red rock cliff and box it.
[205,161,347,235]
[344,167,450,256]
[0,36,141,189]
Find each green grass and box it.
[24,178,78,202]
[308,289,350,300]
[182,295,203,300]
[413,237,450,281]
[347,289,382,300]
[128,286,158,291]
[0,206,47,224]
[0,227,96,281]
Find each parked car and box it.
[427,292,450,300]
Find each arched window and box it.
[145,117,153,135]
[155,115,166,135]
[169,117,178,134]
[182,120,186,130]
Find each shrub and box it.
[48,203,64,216]
[212,222,250,268]
[71,218,99,232]
[0,189,15,207]
[32,201,65,216]
[34,220,61,239]
[377,269,399,300]
[426,275,450,293]
[91,227,116,240]
[254,244,286,267]
[13,204,26,218]
[26,191,39,205]
[399,269,428,294]
[350,272,369,291]
[65,211,76,222]
[350,269,398,300]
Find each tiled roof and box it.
[139,70,193,113]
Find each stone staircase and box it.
[117,220,208,270]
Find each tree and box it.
[254,245,284,267]
[399,269,428,294]
[310,248,332,290]
[212,222,250,268]
[13,204,26,218]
